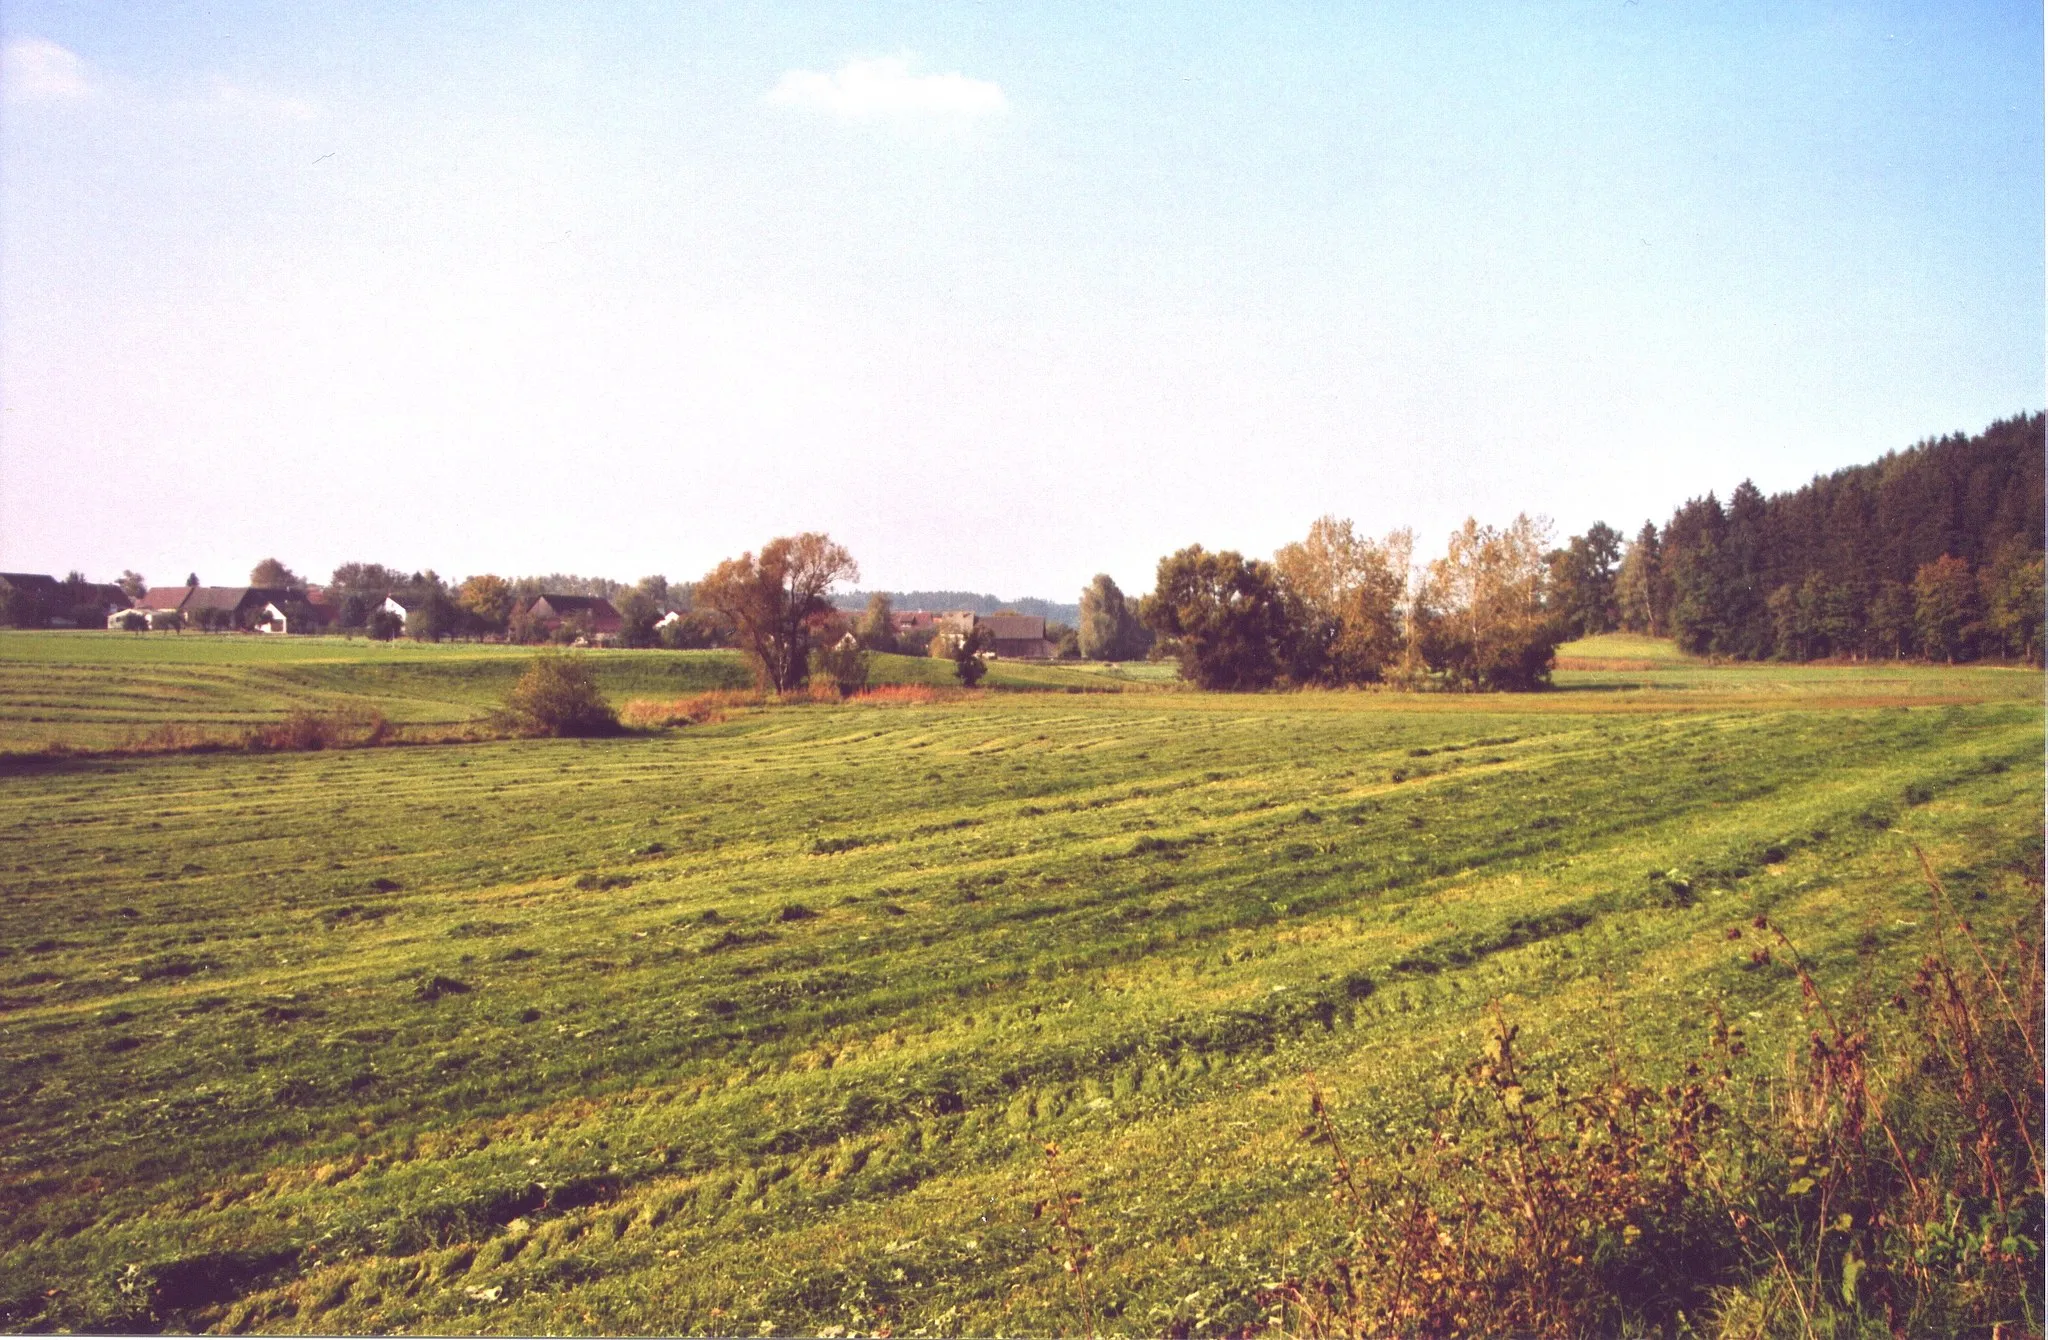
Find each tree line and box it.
[1595,413,2044,663]
[16,414,2040,681]
[1114,514,1561,692]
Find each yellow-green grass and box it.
[1554,631,1702,667]
[0,658,2039,1333]
[0,633,1144,750]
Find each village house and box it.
[0,572,61,608]
[182,586,298,629]
[925,610,1058,660]
[0,571,122,626]
[522,594,624,637]
[126,586,194,628]
[258,598,333,634]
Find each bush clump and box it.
[502,652,618,737]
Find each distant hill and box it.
[833,590,1081,625]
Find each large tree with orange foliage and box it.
[695,533,859,693]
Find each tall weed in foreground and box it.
[1035,1142,1099,1339]
[1280,854,2043,1339]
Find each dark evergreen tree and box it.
[1649,414,2041,661]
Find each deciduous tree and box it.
[250,558,301,588]
[1615,522,1666,635]
[857,593,899,653]
[328,563,405,596]
[457,574,515,628]
[1544,522,1622,638]
[696,533,859,693]
[404,592,457,642]
[1078,574,1144,661]
[1979,540,2045,664]
[1412,516,1562,691]
[1913,555,1979,663]
[613,588,663,648]
[1271,517,1409,685]
[1140,546,1290,691]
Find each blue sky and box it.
[2,2,2040,597]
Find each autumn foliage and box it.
[695,533,859,694]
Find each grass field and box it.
[0,633,1156,751]
[0,633,2040,1333]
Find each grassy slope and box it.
[0,645,2039,1333]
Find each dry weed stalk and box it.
[1282,850,2042,1337]
[1036,1142,1098,1339]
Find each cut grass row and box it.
[0,663,2039,1332]
[0,633,1167,751]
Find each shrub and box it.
[657,610,731,650]
[503,652,618,737]
[809,640,870,698]
[951,624,992,687]
[1279,859,2043,1338]
[365,609,403,641]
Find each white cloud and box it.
[768,56,1005,123]
[3,37,90,102]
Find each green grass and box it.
[0,633,1145,750]
[1555,631,1702,665]
[0,638,2040,1333]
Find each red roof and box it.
[136,587,193,610]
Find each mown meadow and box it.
[0,634,1148,753]
[0,631,2040,1333]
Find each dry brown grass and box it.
[849,684,961,706]
[617,690,767,728]
[620,684,961,724]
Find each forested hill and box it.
[1616,412,2044,661]
[834,591,1082,624]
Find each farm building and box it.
[0,572,60,603]
[979,613,1057,660]
[523,594,623,637]
[47,582,130,626]
[0,572,61,625]
[185,587,298,628]
[259,599,333,634]
[127,586,194,628]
